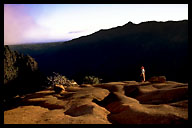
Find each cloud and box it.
[4,5,33,44]
[68,30,85,34]
[4,4,78,44]
[4,4,50,45]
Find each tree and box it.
[83,76,102,84]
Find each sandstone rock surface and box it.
[148,76,166,83]
[4,81,188,124]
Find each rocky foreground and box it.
[4,81,188,124]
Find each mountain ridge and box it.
[8,20,187,46]
[9,20,188,83]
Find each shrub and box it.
[47,72,78,87]
[83,76,102,84]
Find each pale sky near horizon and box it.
[4,4,188,45]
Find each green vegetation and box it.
[4,46,19,84]
[4,45,39,85]
[47,72,78,87]
[83,76,102,84]
[4,45,46,107]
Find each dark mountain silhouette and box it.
[9,20,188,83]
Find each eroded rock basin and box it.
[4,81,188,124]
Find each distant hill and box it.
[9,20,188,83]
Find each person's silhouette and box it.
[140,66,145,82]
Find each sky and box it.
[4,4,188,45]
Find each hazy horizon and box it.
[4,4,188,45]
[6,19,188,46]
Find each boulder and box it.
[54,84,65,93]
[148,76,166,83]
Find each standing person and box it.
[140,66,145,82]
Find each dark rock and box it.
[54,85,65,93]
[148,76,166,83]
